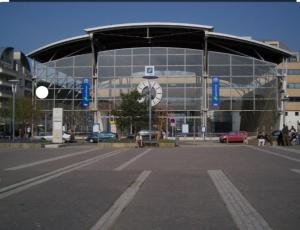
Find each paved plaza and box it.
[0,144,300,230]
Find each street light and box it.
[143,75,158,142]
[8,79,19,142]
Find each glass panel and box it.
[168,98,185,110]
[168,88,185,98]
[133,55,149,66]
[231,77,254,87]
[186,55,202,65]
[231,89,254,98]
[116,49,131,55]
[150,55,167,65]
[186,66,202,76]
[232,55,253,65]
[168,55,184,65]
[209,52,230,65]
[186,99,201,110]
[99,67,114,77]
[55,57,73,67]
[168,48,184,54]
[116,55,131,66]
[232,66,253,76]
[55,67,73,76]
[186,49,202,55]
[133,48,149,55]
[74,67,92,78]
[168,66,184,72]
[74,54,92,66]
[150,47,167,55]
[115,67,131,77]
[98,55,114,66]
[255,99,276,110]
[209,66,230,76]
[232,99,254,110]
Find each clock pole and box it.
[143,75,158,142]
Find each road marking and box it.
[272,146,300,155]
[208,170,272,230]
[0,149,123,200]
[114,148,151,171]
[5,147,99,171]
[247,145,300,163]
[90,170,151,230]
[291,169,300,175]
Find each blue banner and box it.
[212,76,220,107]
[81,78,90,107]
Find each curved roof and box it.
[0,47,14,64]
[28,22,292,64]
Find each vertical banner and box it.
[81,78,90,107]
[212,76,220,107]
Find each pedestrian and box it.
[140,135,144,148]
[265,132,273,146]
[282,125,289,146]
[135,134,141,148]
[257,132,265,146]
[297,121,300,145]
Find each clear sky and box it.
[0,2,300,54]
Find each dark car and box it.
[219,131,248,143]
[86,132,117,143]
[272,130,282,140]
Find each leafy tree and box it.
[112,89,148,134]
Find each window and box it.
[285,112,288,116]
[296,112,299,116]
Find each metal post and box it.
[202,32,209,141]
[12,84,16,142]
[148,79,152,141]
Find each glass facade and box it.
[35,47,278,134]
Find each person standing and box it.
[297,121,300,144]
[257,132,265,147]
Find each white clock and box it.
[137,80,162,106]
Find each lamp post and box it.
[143,75,158,141]
[8,79,19,142]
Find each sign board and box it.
[170,117,176,127]
[81,78,90,107]
[212,76,220,107]
[110,124,117,134]
[52,108,63,143]
[145,66,155,76]
[201,126,206,133]
[182,124,189,134]
[93,123,100,133]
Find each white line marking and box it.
[208,170,272,230]
[114,148,151,171]
[291,169,300,175]
[90,170,151,230]
[271,146,300,155]
[0,150,123,200]
[5,147,99,171]
[247,145,300,163]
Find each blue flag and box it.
[81,78,90,107]
[212,76,220,107]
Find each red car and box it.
[219,131,248,143]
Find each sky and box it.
[0,2,300,54]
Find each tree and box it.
[112,89,148,134]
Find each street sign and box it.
[182,124,189,134]
[145,66,155,76]
[170,117,176,127]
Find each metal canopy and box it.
[27,22,291,64]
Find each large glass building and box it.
[28,22,291,136]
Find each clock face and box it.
[137,80,162,106]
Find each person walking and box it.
[257,132,265,147]
[282,125,289,146]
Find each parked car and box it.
[219,131,248,143]
[138,130,157,140]
[33,132,71,142]
[86,132,117,143]
[0,131,10,139]
[272,130,282,140]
